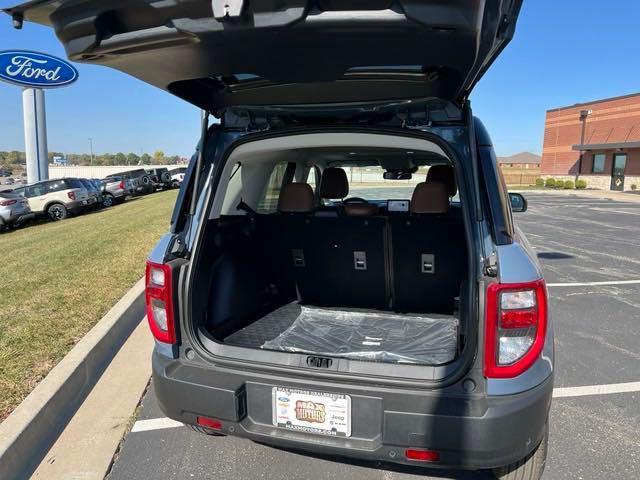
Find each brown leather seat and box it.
[389,178,465,313]
[277,183,315,213]
[410,182,450,214]
[426,165,457,197]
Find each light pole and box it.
[577,109,591,179]
[88,137,94,165]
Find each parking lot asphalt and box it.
[107,192,640,480]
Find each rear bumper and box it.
[1,211,34,225]
[152,352,553,470]
[66,200,86,212]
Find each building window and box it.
[592,153,605,173]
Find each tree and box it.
[153,150,165,164]
[126,152,139,165]
[115,152,126,165]
[140,153,152,165]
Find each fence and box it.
[48,165,184,180]
[502,173,540,186]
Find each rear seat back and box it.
[257,182,315,300]
[305,216,388,309]
[389,181,466,313]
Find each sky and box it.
[1,0,640,157]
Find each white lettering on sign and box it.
[5,56,62,81]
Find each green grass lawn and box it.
[0,190,178,420]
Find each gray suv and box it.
[14,1,552,478]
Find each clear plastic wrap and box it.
[261,305,458,365]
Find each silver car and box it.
[0,191,34,230]
[100,176,135,207]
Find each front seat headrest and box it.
[319,167,349,199]
[426,165,457,197]
[410,182,450,214]
[277,183,315,213]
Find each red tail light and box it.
[196,416,223,430]
[145,261,176,344]
[484,279,547,379]
[0,199,17,206]
[405,449,440,462]
[67,191,76,200]
[119,181,125,189]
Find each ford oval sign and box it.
[0,51,78,88]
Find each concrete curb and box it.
[0,278,146,480]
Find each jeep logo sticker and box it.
[0,51,79,88]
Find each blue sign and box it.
[0,50,78,88]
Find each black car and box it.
[145,168,173,191]
[14,2,552,479]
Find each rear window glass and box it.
[257,161,288,213]
[221,163,243,215]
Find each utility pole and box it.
[88,138,94,165]
[577,110,591,180]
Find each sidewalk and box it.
[511,188,640,203]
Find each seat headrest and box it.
[319,167,349,199]
[344,202,379,217]
[277,183,315,213]
[410,182,450,214]
[426,165,457,197]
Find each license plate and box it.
[272,387,351,437]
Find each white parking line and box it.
[553,381,640,398]
[547,280,640,287]
[130,381,640,433]
[130,417,183,433]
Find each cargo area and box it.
[189,134,472,369]
[225,302,459,365]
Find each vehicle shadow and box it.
[260,444,489,479]
[536,252,574,260]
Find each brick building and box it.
[542,93,640,190]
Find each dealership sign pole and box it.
[0,51,79,183]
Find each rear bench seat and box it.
[257,168,465,314]
[389,181,467,313]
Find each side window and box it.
[47,181,65,193]
[221,162,243,215]
[26,184,45,197]
[13,187,25,197]
[306,167,317,191]
[592,153,605,173]
[496,167,515,231]
[257,161,288,213]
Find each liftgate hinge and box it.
[484,252,498,277]
[212,0,244,20]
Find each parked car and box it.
[3,177,15,185]
[100,176,134,207]
[79,178,103,210]
[146,168,173,190]
[168,167,186,188]
[12,178,90,221]
[106,170,153,195]
[0,191,34,230]
[28,1,553,479]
